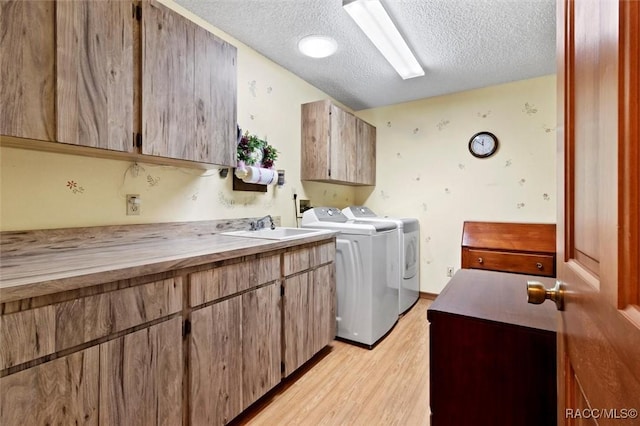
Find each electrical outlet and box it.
[126,194,141,216]
[299,199,311,214]
[446,266,454,277]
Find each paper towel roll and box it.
[239,166,277,185]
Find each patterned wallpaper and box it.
[355,75,557,294]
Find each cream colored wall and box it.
[355,75,557,294]
[0,0,355,232]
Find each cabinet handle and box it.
[536,262,543,270]
[477,257,483,264]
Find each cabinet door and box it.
[0,347,99,425]
[329,103,356,182]
[0,1,56,141]
[141,0,194,161]
[356,118,376,185]
[194,25,237,166]
[190,297,242,425]
[142,0,237,165]
[56,0,133,152]
[100,317,182,426]
[301,100,331,181]
[283,272,313,376]
[313,264,336,354]
[242,283,281,408]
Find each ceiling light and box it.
[343,0,424,80]
[298,35,338,58]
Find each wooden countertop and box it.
[427,269,557,333]
[0,223,336,304]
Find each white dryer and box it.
[343,206,420,315]
[301,207,399,348]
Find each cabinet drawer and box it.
[0,278,182,370]
[283,248,311,276]
[464,249,555,277]
[189,254,280,306]
[312,242,335,267]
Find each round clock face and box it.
[469,132,499,158]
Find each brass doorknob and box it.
[527,280,565,311]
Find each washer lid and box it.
[344,206,377,218]
[351,220,397,232]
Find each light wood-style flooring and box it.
[232,298,433,426]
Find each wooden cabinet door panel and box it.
[301,100,331,181]
[141,0,195,161]
[283,273,313,376]
[194,25,237,166]
[0,1,55,141]
[242,283,281,408]
[356,118,376,185]
[56,0,133,152]
[0,347,99,426]
[313,264,336,354]
[99,317,182,426]
[190,297,242,425]
[329,103,356,182]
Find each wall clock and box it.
[468,131,499,158]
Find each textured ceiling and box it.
[174,0,556,111]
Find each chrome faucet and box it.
[250,215,275,231]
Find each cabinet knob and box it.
[527,280,565,311]
[536,262,543,270]
[477,257,483,264]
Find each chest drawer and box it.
[463,248,555,277]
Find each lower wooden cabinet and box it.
[283,262,336,376]
[0,347,99,425]
[100,317,183,425]
[1,240,335,426]
[312,264,336,355]
[0,317,183,426]
[190,296,242,425]
[189,282,281,425]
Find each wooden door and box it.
[189,296,243,426]
[557,0,640,424]
[0,1,56,142]
[100,317,182,425]
[329,103,356,183]
[241,283,281,409]
[283,272,313,376]
[355,118,376,185]
[56,0,133,152]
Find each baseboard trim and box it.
[419,291,438,301]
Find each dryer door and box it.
[403,232,419,279]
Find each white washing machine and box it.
[343,206,420,315]
[301,207,399,348]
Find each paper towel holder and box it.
[232,168,267,192]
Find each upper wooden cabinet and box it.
[0,0,134,152]
[301,100,376,186]
[141,1,237,164]
[0,0,237,167]
[1,1,58,142]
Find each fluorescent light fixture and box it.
[298,35,338,58]
[343,0,424,79]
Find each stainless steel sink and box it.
[221,227,331,240]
